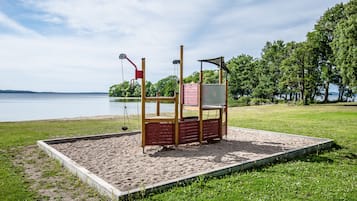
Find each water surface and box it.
[0,93,173,122]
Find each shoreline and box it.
[0,115,123,123]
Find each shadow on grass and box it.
[292,143,341,163]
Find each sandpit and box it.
[38,127,333,199]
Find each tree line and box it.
[110,1,356,105]
[228,0,356,105]
[109,70,219,97]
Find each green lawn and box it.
[0,104,356,200]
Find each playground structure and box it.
[120,45,228,148]
[36,47,335,201]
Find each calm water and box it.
[0,93,174,122]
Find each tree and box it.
[280,42,302,101]
[184,70,219,84]
[109,81,142,97]
[331,0,357,92]
[145,81,156,97]
[109,81,131,97]
[252,68,274,99]
[227,54,258,98]
[308,3,346,102]
[184,72,200,83]
[260,40,287,100]
[281,42,320,104]
[155,75,178,97]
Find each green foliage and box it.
[236,96,251,106]
[111,70,220,98]
[331,0,357,90]
[307,3,346,102]
[223,1,355,103]
[109,81,156,97]
[281,41,320,105]
[184,71,200,83]
[184,70,219,84]
[109,81,140,97]
[250,98,271,105]
[260,40,287,99]
[227,54,258,98]
[156,75,179,97]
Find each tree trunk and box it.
[338,85,345,102]
[324,81,329,103]
[301,66,306,104]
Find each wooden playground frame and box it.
[124,45,228,148]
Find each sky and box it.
[0,0,348,92]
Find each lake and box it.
[0,93,174,122]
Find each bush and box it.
[236,96,251,106]
[276,99,286,104]
[228,97,239,107]
[251,98,271,105]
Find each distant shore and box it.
[0,90,108,94]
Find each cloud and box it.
[0,11,39,36]
[0,0,349,92]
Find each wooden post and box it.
[179,45,184,120]
[174,92,179,145]
[219,65,223,84]
[219,67,223,138]
[199,62,203,143]
[156,92,160,116]
[141,58,146,147]
[225,78,228,137]
[221,57,228,137]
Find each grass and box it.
[0,104,356,200]
[0,117,140,201]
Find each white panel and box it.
[202,84,225,106]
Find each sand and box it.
[51,127,322,192]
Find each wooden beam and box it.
[199,62,203,143]
[141,58,146,147]
[180,45,184,120]
[219,63,223,139]
[225,79,228,137]
[219,108,223,139]
[219,66,223,84]
[146,97,176,101]
[174,92,179,145]
[145,118,175,123]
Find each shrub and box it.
[237,96,251,106]
[251,98,271,105]
[228,97,239,107]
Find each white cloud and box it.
[0,0,349,92]
[0,11,39,36]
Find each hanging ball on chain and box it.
[121,126,128,131]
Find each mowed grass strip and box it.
[0,104,356,200]
[145,104,357,201]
